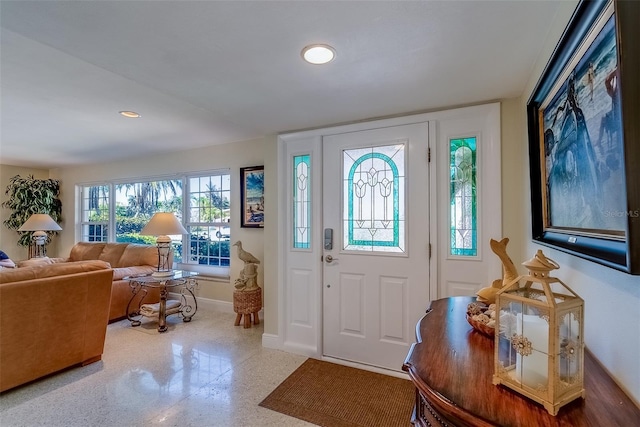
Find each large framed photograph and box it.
[240,166,265,228]
[527,0,640,274]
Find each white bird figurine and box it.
[233,241,260,265]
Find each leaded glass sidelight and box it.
[343,143,405,253]
[293,154,311,249]
[450,137,477,256]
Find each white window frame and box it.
[177,170,231,277]
[77,170,231,277]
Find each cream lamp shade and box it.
[18,214,62,258]
[140,212,187,277]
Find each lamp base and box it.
[152,270,174,278]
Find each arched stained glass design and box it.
[343,143,405,253]
[293,154,311,249]
[450,137,477,256]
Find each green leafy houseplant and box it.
[2,175,62,247]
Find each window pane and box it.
[343,143,405,253]
[188,226,231,266]
[293,154,311,249]
[189,175,230,223]
[80,185,109,242]
[114,179,183,245]
[450,137,477,256]
[82,223,108,242]
[186,173,231,266]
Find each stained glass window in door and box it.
[293,154,311,249]
[450,137,477,256]
[343,143,405,252]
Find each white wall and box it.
[50,138,266,305]
[262,135,279,336]
[509,0,640,404]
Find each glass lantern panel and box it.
[557,308,583,384]
[496,300,520,382]
[497,298,551,391]
[516,307,550,390]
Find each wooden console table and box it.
[402,297,640,426]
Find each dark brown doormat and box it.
[259,358,414,427]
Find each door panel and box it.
[380,276,407,341]
[322,123,429,371]
[282,136,323,353]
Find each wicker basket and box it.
[233,287,262,314]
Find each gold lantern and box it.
[493,250,585,415]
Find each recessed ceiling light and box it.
[119,111,141,118]
[301,44,336,65]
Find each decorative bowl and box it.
[466,302,496,337]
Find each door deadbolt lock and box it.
[324,228,333,250]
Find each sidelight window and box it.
[293,154,311,249]
[450,137,477,256]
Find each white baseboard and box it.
[167,293,263,318]
[196,296,234,313]
[262,333,280,349]
[261,335,318,359]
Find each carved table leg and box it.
[157,286,168,333]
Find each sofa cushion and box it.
[69,242,106,261]
[17,257,54,268]
[119,244,159,268]
[96,243,129,267]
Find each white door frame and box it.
[269,103,501,371]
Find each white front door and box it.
[275,103,500,370]
[322,123,430,371]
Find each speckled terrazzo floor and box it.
[0,306,313,427]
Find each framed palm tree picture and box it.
[240,166,264,228]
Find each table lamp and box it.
[140,212,187,277]
[18,213,62,258]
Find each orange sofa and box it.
[0,260,113,392]
[65,242,165,322]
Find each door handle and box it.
[325,254,339,263]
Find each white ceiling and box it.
[0,0,568,169]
